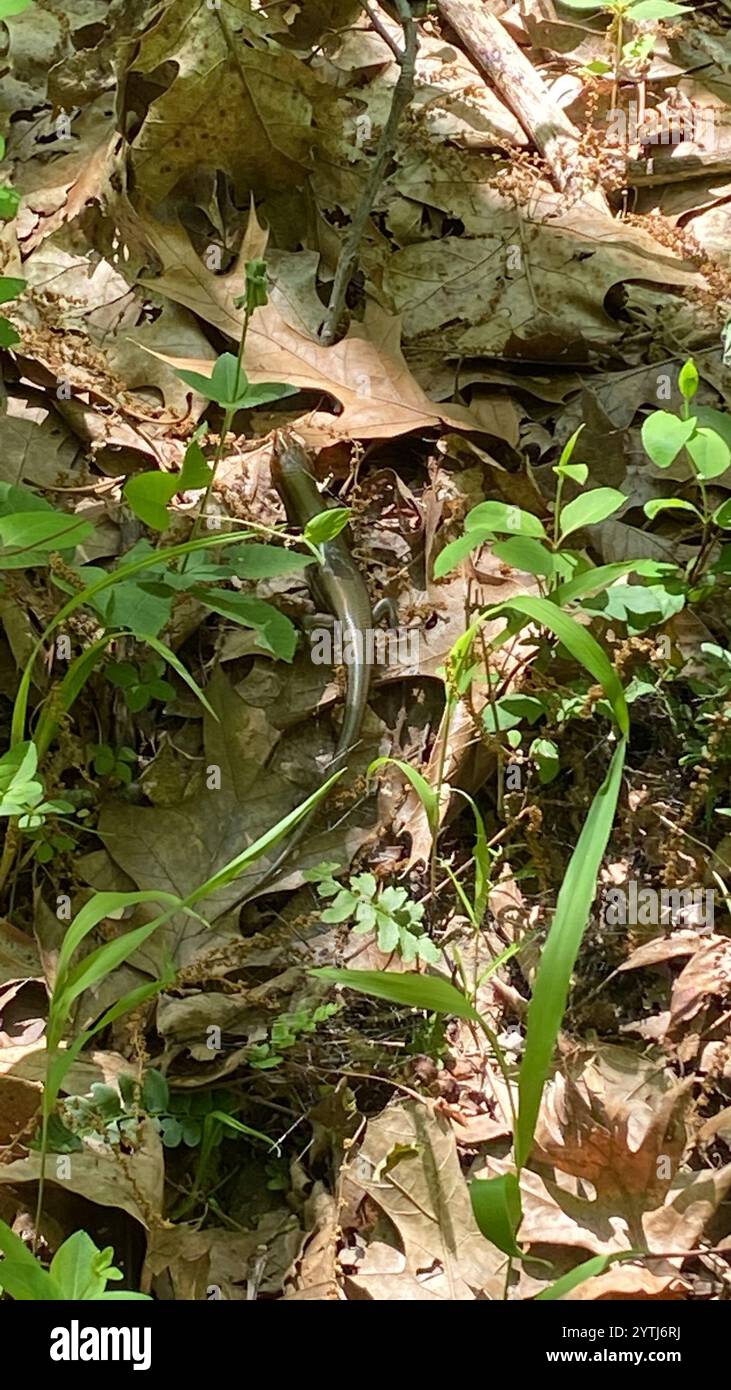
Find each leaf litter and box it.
[0,0,730,1307]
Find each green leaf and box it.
[49,1231,112,1300]
[516,739,626,1169]
[641,411,696,469]
[231,543,313,579]
[176,353,247,408]
[433,526,495,579]
[311,967,479,1019]
[687,427,731,480]
[0,511,93,565]
[304,508,351,545]
[142,1068,169,1113]
[531,737,560,785]
[237,380,298,409]
[535,1252,638,1301]
[643,497,702,522]
[51,890,185,1034]
[466,501,546,538]
[35,636,114,760]
[175,353,296,411]
[0,185,20,220]
[0,316,19,347]
[677,358,699,402]
[492,536,555,578]
[193,588,297,661]
[368,757,439,834]
[139,631,217,719]
[124,472,178,531]
[713,498,731,528]
[555,425,587,476]
[321,889,359,923]
[178,439,213,491]
[187,769,345,905]
[488,595,629,735]
[628,0,687,17]
[470,1173,523,1256]
[551,558,674,606]
[586,581,684,629]
[0,1220,57,1300]
[558,488,625,540]
[0,275,25,304]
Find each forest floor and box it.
[1,0,731,1304]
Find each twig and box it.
[436,0,609,211]
[320,2,418,346]
[362,0,403,59]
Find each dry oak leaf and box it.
[346,1099,503,1300]
[533,1045,691,1202]
[126,0,324,202]
[380,212,698,358]
[133,216,482,442]
[485,1154,731,1263]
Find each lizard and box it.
[240,433,393,902]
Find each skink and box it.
[243,434,379,900]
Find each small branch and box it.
[320,2,418,346]
[362,0,403,59]
[437,0,609,211]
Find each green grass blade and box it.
[489,595,629,735]
[515,738,626,1169]
[139,631,218,720]
[312,967,479,1019]
[535,1251,638,1301]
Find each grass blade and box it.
[515,738,626,1169]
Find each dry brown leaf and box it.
[618,931,710,973]
[669,938,731,1034]
[130,214,483,442]
[0,1120,164,1227]
[533,1046,691,1201]
[345,1099,504,1299]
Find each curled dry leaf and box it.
[668,938,731,1035]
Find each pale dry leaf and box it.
[0,1119,164,1227]
[347,1099,504,1299]
[129,214,483,442]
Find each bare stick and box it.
[437,0,607,209]
[320,1,418,346]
